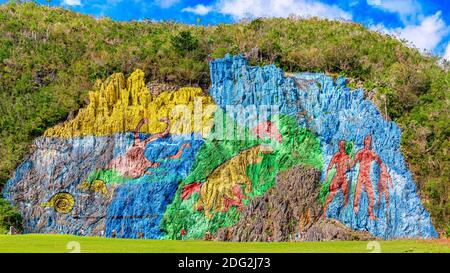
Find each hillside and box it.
[0,2,448,234]
[4,54,438,240]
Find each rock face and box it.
[302,219,375,241]
[4,136,116,235]
[44,69,216,138]
[4,71,210,238]
[4,55,437,240]
[161,115,323,239]
[215,165,375,242]
[208,55,437,239]
[4,133,204,238]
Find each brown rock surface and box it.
[216,165,375,242]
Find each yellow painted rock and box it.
[44,69,217,138]
[77,180,109,196]
[194,145,265,218]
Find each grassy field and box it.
[0,234,448,253]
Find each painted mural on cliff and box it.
[4,55,437,240]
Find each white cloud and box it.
[367,0,420,15]
[155,0,180,8]
[62,0,82,6]
[193,0,352,20]
[373,12,449,52]
[182,4,213,16]
[367,0,421,23]
[399,12,449,51]
[444,43,450,61]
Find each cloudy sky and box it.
[2,0,450,59]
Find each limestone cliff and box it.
[207,55,437,239]
[215,165,375,242]
[45,69,216,138]
[4,55,437,240]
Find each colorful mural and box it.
[352,135,383,220]
[161,114,323,239]
[44,69,216,138]
[77,180,109,196]
[322,135,391,221]
[3,55,437,240]
[41,193,75,214]
[191,145,264,218]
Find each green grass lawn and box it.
[0,234,448,253]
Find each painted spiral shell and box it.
[46,193,75,214]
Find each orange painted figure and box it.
[323,140,351,217]
[377,164,393,210]
[106,118,190,178]
[251,121,283,143]
[167,143,191,159]
[181,182,203,200]
[352,135,382,220]
[223,184,250,212]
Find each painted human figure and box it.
[352,135,382,220]
[323,140,351,217]
[377,164,393,210]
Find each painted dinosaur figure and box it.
[167,143,191,160]
[78,179,109,196]
[182,145,264,218]
[106,118,190,179]
[181,182,203,200]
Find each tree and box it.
[0,199,22,234]
[171,30,198,55]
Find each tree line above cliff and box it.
[0,2,448,234]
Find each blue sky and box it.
[3,0,450,59]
